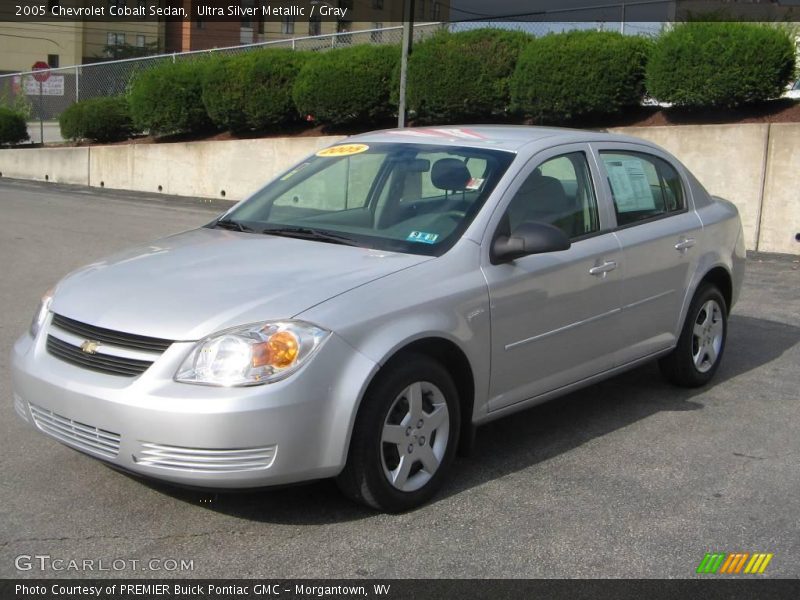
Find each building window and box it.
[370,23,383,43]
[309,16,321,36]
[433,2,441,20]
[196,19,205,29]
[47,54,59,68]
[136,34,146,47]
[371,0,383,8]
[107,32,126,45]
[281,16,295,35]
[418,0,425,18]
[108,0,125,9]
[47,0,60,10]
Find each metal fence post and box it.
[397,0,415,129]
[75,65,79,102]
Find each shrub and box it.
[646,22,796,108]
[293,44,399,126]
[128,60,213,135]
[59,97,133,143]
[510,30,651,122]
[406,28,531,122]
[203,50,308,132]
[201,56,248,132]
[0,107,29,145]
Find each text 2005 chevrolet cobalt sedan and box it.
[12,127,745,511]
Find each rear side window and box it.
[600,151,685,227]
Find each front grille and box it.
[46,335,153,377]
[134,443,277,473]
[30,403,121,459]
[51,313,173,353]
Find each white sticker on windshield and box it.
[606,159,656,212]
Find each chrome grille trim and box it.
[134,443,277,473]
[46,335,153,377]
[30,404,121,459]
[51,313,174,353]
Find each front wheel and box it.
[659,284,728,388]
[337,355,460,512]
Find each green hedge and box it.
[293,44,399,126]
[510,30,651,122]
[59,97,134,143]
[407,28,531,122]
[128,60,213,135]
[0,108,29,145]
[646,22,796,108]
[203,50,308,132]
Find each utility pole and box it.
[397,0,415,128]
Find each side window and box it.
[600,151,685,227]
[503,152,599,240]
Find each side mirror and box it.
[491,222,571,264]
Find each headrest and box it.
[431,158,471,191]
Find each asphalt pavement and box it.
[1,178,798,579]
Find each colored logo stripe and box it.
[697,553,773,574]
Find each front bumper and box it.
[11,321,377,489]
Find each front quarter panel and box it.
[297,240,490,424]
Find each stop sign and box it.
[32,61,50,82]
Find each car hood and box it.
[51,227,430,341]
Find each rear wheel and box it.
[659,284,727,387]
[337,355,460,512]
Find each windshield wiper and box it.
[214,218,254,233]
[261,226,361,247]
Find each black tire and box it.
[659,283,728,388]
[337,354,460,512]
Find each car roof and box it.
[347,125,654,153]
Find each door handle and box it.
[589,260,618,277]
[674,238,696,252]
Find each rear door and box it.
[482,145,625,412]
[591,143,703,362]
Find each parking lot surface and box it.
[1,178,798,578]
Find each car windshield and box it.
[216,142,516,256]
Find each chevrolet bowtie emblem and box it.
[80,340,100,354]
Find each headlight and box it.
[175,321,330,387]
[29,289,54,338]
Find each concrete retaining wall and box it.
[0,125,797,254]
[87,137,345,200]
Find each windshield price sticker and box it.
[316,144,369,158]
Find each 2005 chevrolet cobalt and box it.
[12,127,745,511]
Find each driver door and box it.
[482,146,625,412]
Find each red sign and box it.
[32,61,50,82]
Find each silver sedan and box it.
[12,126,745,512]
